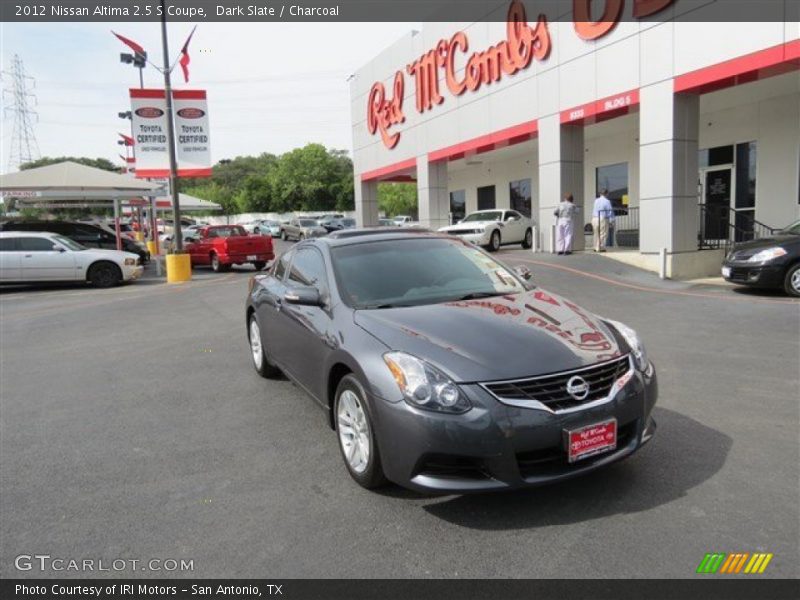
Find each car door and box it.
[503,210,525,242]
[0,237,22,281]
[273,247,333,401]
[18,236,78,281]
[258,249,294,360]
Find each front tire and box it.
[487,230,501,252]
[211,253,230,273]
[522,228,533,249]
[88,262,122,288]
[248,314,281,378]
[784,263,800,297]
[335,374,387,489]
[280,230,287,241]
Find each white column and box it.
[537,115,585,252]
[355,179,379,227]
[639,80,699,255]
[417,157,449,230]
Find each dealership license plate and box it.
[247,255,257,261]
[567,419,617,463]
[722,266,731,278]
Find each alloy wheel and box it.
[337,390,370,474]
[792,269,800,294]
[249,318,263,368]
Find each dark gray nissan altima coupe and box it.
[245,229,657,493]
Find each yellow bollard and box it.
[146,240,158,256]
[165,253,192,283]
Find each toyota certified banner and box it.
[173,89,212,177]
[129,88,168,178]
[129,88,211,178]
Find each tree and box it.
[181,181,240,216]
[378,183,417,217]
[269,144,354,213]
[20,156,120,172]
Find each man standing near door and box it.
[554,193,578,255]
[592,189,613,252]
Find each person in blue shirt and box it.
[592,189,614,252]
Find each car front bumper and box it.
[722,261,785,288]
[368,363,658,494]
[123,265,144,281]
[444,231,492,246]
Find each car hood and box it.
[353,288,624,383]
[438,221,498,232]
[83,248,140,261]
[729,233,800,254]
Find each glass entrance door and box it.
[701,167,735,241]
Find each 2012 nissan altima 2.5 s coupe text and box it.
[245,229,657,493]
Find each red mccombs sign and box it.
[367,0,675,149]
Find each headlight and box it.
[124,258,137,266]
[383,352,471,414]
[606,320,649,372]
[747,247,787,263]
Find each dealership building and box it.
[350,1,800,277]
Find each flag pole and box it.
[159,0,183,252]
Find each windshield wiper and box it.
[456,291,505,301]
[361,303,411,309]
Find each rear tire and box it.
[280,230,287,241]
[487,230,501,252]
[299,233,306,241]
[248,314,281,379]
[334,374,387,490]
[88,262,122,288]
[522,228,533,249]
[784,263,800,297]
[252,261,266,271]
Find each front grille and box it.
[727,267,751,282]
[481,355,630,412]
[516,421,637,478]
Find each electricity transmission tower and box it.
[2,54,40,172]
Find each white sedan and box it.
[0,231,143,287]
[438,209,534,252]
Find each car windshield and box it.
[299,220,318,227]
[778,220,800,235]
[462,211,502,222]
[341,219,356,227]
[331,237,526,309]
[53,235,86,251]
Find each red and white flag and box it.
[119,133,135,146]
[119,154,135,164]
[179,26,197,83]
[112,31,146,57]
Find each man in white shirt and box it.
[592,189,614,252]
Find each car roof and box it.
[314,228,447,248]
[0,230,57,238]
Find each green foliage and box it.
[378,183,417,218]
[20,156,120,172]
[182,144,354,215]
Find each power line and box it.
[2,54,40,171]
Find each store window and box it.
[509,178,532,217]
[698,145,734,168]
[477,185,496,210]
[595,162,629,210]
[449,190,466,223]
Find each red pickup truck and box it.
[185,225,274,272]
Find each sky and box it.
[0,20,417,173]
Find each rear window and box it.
[207,226,246,238]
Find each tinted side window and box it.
[288,248,327,292]
[0,238,17,251]
[18,237,56,251]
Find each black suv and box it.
[0,220,150,263]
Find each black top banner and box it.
[3,579,800,600]
[1,0,799,22]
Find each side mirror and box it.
[54,245,67,253]
[512,265,533,281]
[284,286,322,307]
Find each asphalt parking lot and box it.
[1,241,798,579]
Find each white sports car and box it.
[0,231,143,287]
[438,209,534,252]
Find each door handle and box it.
[24,254,32,258]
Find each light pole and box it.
[159,0,183,252]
